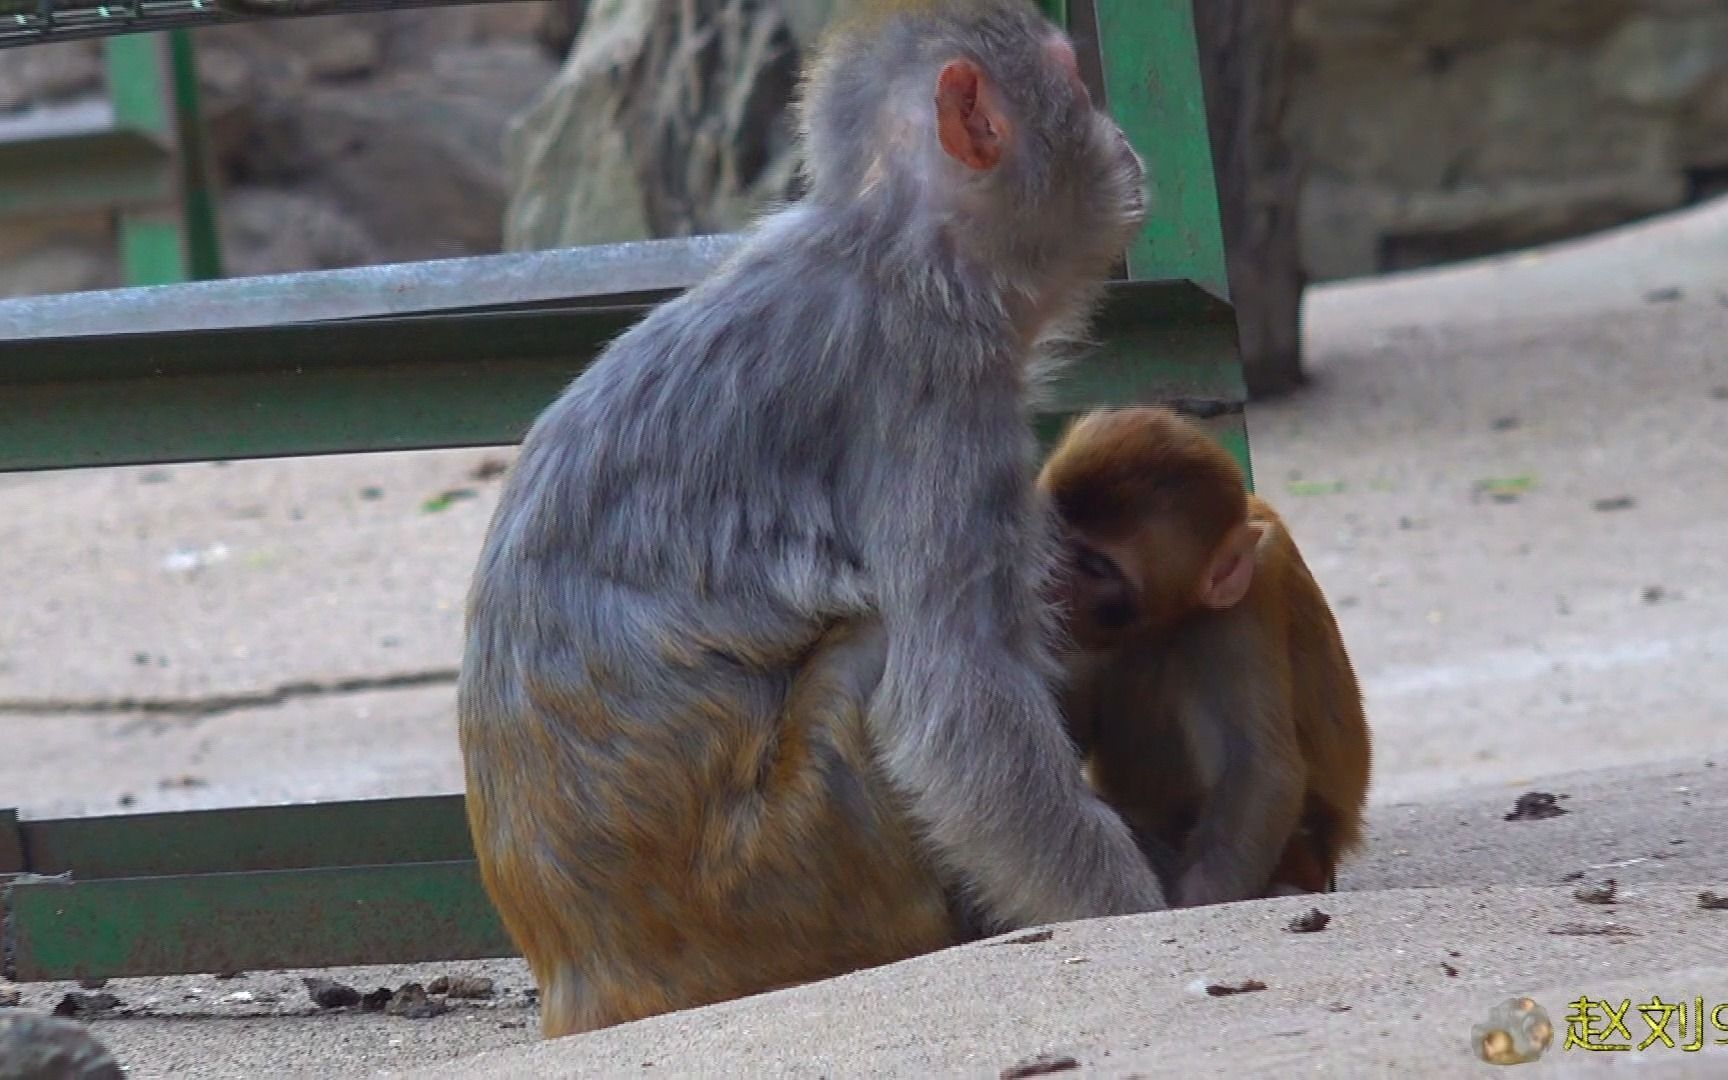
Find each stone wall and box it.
[1291,0,1728,278]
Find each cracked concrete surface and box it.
[0,670,455,720]
[0,196,1725,1075]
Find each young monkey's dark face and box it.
[1052,533,1144,652]
[1050,515,1222,653]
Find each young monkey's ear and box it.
[1197,522,1265,610]
[935,59,1006,170]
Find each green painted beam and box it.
[104,33,192,285]
[1081,0,1244,480]
[1093,0,1230,299]
[6,861,515,982]
[169,29,224,281]
[116,209,190,287]
[20,795,475,879]
[0,279,1238,473]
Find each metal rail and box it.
[0,0,519,47]
[0,235,745,339]
[2,799,513,980]
[0,239,1240,472]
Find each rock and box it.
[0,241,114,300]
[427,975,495,999]
[503,0,800,251]
[218,188,383,278]
[306,31,385,82]
[1289,0,1727,278]
[502,0,663,250]
[0,41,103,112]
[51,993,120,1019]
[384,983,448,1019]
[239,42,556,266]
[302,977,362,1010]
[1595,13,1728,108]
[0,1011,125,1080]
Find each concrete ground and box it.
[1,195,1726,1076]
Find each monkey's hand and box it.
[1170,864,1236,909]
[864,391,1166,927]
[1128,825,1183,893]
[1174,752,1305,909]
[1168,620,1307,908]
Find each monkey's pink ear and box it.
[936,59,1005,171]
[1199,522,1264,610]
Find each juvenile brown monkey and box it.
[1039,405,1372,907]
[458,0,1163,1039]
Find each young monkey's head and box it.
[1038,406,1265,650]
[798,0,1148,297]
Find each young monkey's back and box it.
[1240,495,1372,868]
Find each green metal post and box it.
[1088,0,1249,482]
[1093,0,1230,297]
[103,30,223,285]
[103,34,189,285]
[169,29,224,280]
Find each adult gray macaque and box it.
[458,0,1162,1039]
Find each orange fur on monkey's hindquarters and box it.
[1041,405,1372,906]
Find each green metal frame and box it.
[0,0,1245,983]
[103,30,223,284]
[0,27,220,285]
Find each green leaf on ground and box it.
[1478,474,1537,496]
[421,488,478,513]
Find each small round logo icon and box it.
[1472,996,1554,1065]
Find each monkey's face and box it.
[1051,516,1216,653]
[1072,111,1149,262]
[1037,39,1149,273]
[1053,536,1145,652]
[978,27,1149,279]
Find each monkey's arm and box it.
[1169,615,1306,907]
[862,399,1166,927]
